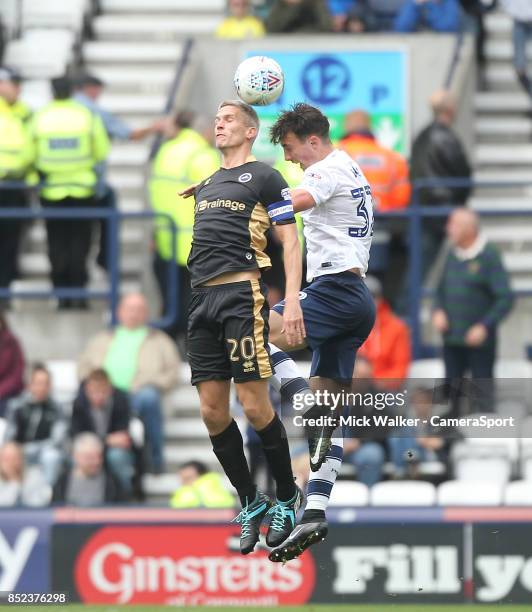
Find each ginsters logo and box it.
[195,199,246,213]
[74,526,315,605]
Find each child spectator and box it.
[216,0,265,38]
[0,441,51,507]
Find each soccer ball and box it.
[233,56,284,106]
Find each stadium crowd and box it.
[0,0,527,509]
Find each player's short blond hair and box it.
[218,99,259,130]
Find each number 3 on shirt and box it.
[348,185,374,238]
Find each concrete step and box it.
[19,253,145,276]
[502,252,532,273]
[26,223,145,247]
[94,14,220,39]
[142,473,180,497]
[99,93,165,115]
[485,39,532,62]
[108,171,144,194]
[475,116,532,139]
[511,277,532,292]
[474,169,532,184]
[108,142,151,166]
[84,41,182,63]
[101,0,224,12]
[485,64,520,89]
[476,144,532,165]
[165,445,217,468]
[475,92,532,113]
[165,418,205,439]
[86,65,174,92]
[483,225,532,243]
[471,196,532,211]
[485,12,512,36]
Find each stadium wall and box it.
[187,34,475,157]
[2,507,531,605]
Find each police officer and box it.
[32,77,110,309]
[149,111,219,341]
[0,67,34,295]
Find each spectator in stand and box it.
[170,460,234,508]
[328,0,357,31]
[0,67,34,299]
[32,77,110,310]
[4,364,66,486]
[339,109,411,212]
[394,0,460,32]
[500,0,532,102]
[339,110,411,301]
[369,0,408,31]
[74,74,166,272]
[266,0,332,33]
[459,1,497,90]
[432,209,514,416]
[344,3,375,32]
[78,293,181,473]
[410,90,472,277]
[387,386,454,478]
[216,0,265,38]
[72,369,134,495]
[149,112,220,344]
[0,441,51,507]
[358,276,411,390]
[342,358,387,487]
[53,432,127,505]
[0,313,24,417]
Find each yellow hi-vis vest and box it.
[11,100,32,124]
[169,472,234,509]
[149,128,220,266]
[0,97,34,181]
[32,99,109,200]
[274,155,305,245]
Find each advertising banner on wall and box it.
[0,510,52,593]
[474,524,532,604]
[244,49,408,161]
[52,522,467,605]
[311,524,465,604]
[52,525,316,605]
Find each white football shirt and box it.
[298,149,374,282]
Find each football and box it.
[233,55,284,106]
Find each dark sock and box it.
[255,414,296,502]
[301,509,326,524]
[210,419,256,506]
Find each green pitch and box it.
[0,606,530,611]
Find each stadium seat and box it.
[408,359,445,379]
[0,418,6,443]
[370,481,437,506]
[329,480,369,507]
[494,360,532,379]
[452,441,513,483]
[4,38,71,79]
[46,360,79,407]
[20,79,52,110]
[437,480,504,505]
[504,480,532,506]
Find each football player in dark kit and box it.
[185,100,305,555]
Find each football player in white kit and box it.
[266,103,376,562]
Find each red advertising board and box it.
[70,525,315,605]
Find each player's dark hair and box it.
[270,103,330,144]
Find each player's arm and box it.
[263,170,306,345]
[290,188,316,212]
[273,222,306,346]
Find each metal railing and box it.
[0,184,178,328]
[377,177,532,358]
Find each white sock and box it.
[268,343,315,407]
[305,431,344,512]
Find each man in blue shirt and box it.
[74,74,167,270]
